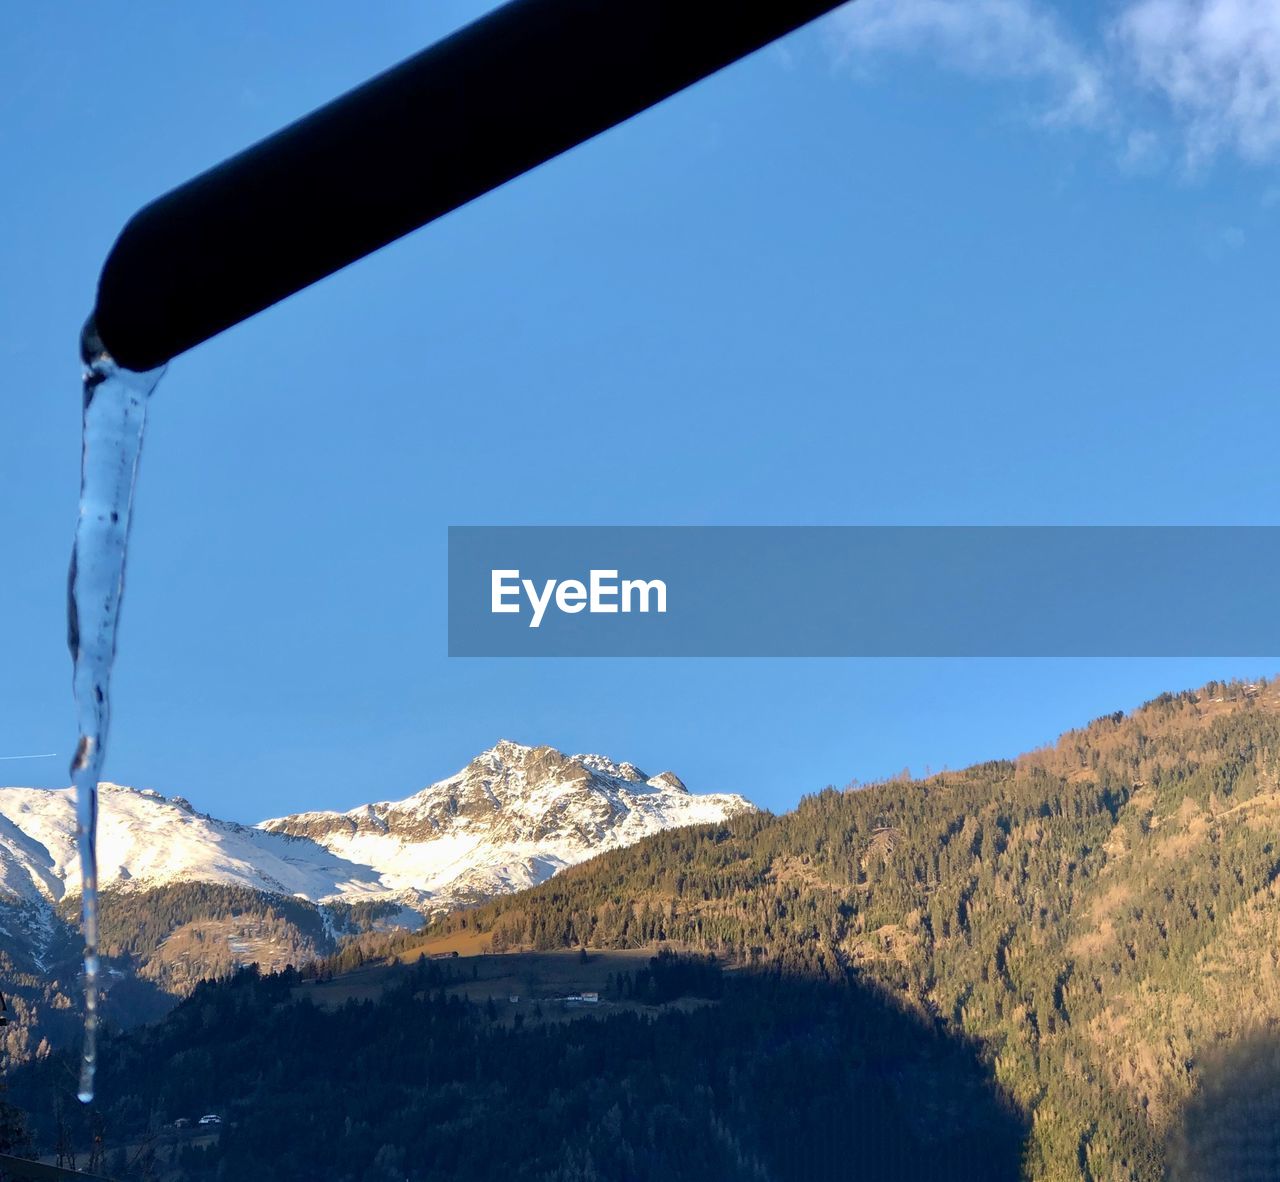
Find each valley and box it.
[6,678,1280,1180]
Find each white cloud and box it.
[827,0,1280,168]
[1115,0,1280,163]
[830,0,1109,127]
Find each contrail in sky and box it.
[0,753,57,761]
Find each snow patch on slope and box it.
[0,784,387,904]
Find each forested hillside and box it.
[12,954,1025,1182]
[0,883,356,1067]
[13,677,1280,1180]
[419,677,1280,1179]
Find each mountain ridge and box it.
[7,677,1280,1181]
[0,740,751,1056]
[0,740,752,918]
[406,677,1280,1178]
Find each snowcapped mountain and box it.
[0,740,753,920]
[0,742,752,1055]
[0,785,385,911]
[262,739,754,908]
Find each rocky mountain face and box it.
[260,739,752,908]
[0,741,752,1056]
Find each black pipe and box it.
[89,0,846,372]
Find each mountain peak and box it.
[254,741,754,911]
[459,740,670,797]
[0,741,751,929]
[481,738,537,760]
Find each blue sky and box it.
[4,0,1280,822]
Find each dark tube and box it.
[90,0,845,371]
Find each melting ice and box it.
[67,324,164,1102]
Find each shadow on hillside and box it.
[692,967,1031,1182]
[10,955,1030,1181]
[1167,1030,1280,1181]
